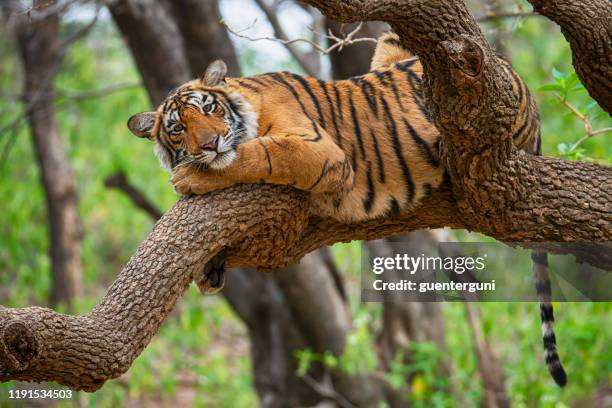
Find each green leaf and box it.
[564,72,580,89]
[322,351,338,369]
[537,84,564,93]
[295,349,315,376]
[552,67,565,82]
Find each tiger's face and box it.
[127,60,258,171]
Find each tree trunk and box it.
[167,0,241,77]
[276,252,387,407]
[15,2,83,308]
[108,0,191,105]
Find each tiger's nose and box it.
[201,135,219,151]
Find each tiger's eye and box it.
[174,125,184,132]
[203,104,214,114]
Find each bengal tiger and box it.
[126,32,566,386]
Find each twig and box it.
[252,0,320,76]
[475,10,537,22]
[301,371,357,408]
[223,19,376,59]
[104,171,163,221]
[57,81,143,101]
[554,95,612,152]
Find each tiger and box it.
[126,32,566,386]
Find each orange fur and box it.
[128,34,537,223]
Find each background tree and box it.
[9,0,85,308]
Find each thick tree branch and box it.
[527,0,612,114]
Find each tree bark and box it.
[527,0,612,114]
[103,169,321,406]
[300,0,611,256]
[15,3,83,308]
[168,0,241,77]
[275,252,387,407]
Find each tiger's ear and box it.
[201,60,227,88]
[127,112,156,139]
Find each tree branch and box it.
[527,0,612,114]
[104,171,163,220]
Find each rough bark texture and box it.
[0,186,306,391]
[103,167,323,406]
[105,3,382,404]
[301,0,611,250]
[15,4,83,307]
[527,0,612,114]
[2,0,611,392]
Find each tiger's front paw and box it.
[171,166,234,196]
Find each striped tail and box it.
[531,251,567,386]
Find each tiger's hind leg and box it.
[196,249,227,295]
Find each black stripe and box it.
[396,64,431,121]
[363,163,376,213]
[383,36,403,48]
[333,83,344,121]
[349,89,366,159]
[540,304,554,322]
[370,129,385,183]
[261,124,272,137]
[545,352,559,364]
[543,332,557,349]
[236,79,260,93]
[268,73,321,141]
[288,73,325,126]
[386,197,400,217]
[249,76,271,87]
[258,139,273,176]
[423,183,432,196]
[381,97,415,203]
[350,144,358,174]
[394,59,417,71]
[318,79,341,143]
[532,252,548,266]
[403,118,439,167]
[309,160,329,190]
[357,78,379,117]
[373,70,404,112]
